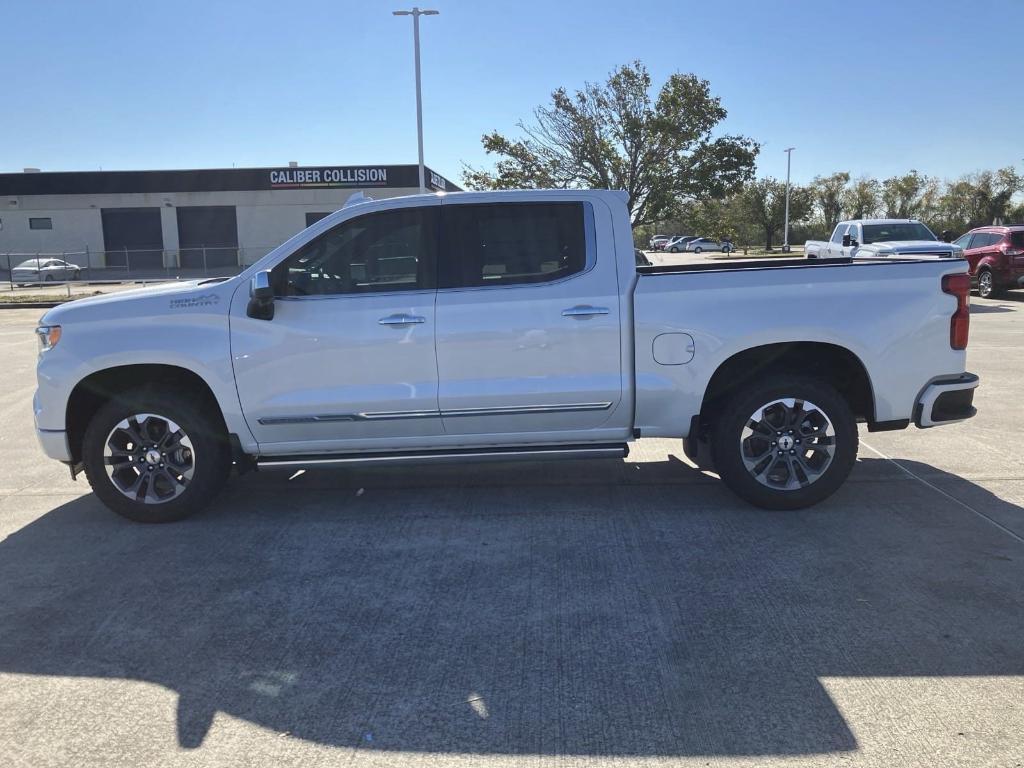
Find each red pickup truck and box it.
[953,225,1024,298]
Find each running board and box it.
[256,442,628,470]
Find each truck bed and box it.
[635,255,941,276]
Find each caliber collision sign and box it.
[269,167,389,189]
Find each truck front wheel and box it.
[711,375,858,510]
[82,388,230,523]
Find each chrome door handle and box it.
[562,305,610,317]
[378,314,426,326]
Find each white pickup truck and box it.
[33,190,979,522]
[805,219,962,259]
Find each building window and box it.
[305,212,332,227]
[29,217,53,230]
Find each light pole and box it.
[393,7,439,194]
[782,147,795,252]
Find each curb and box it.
[0,302,63,310]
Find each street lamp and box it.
[782,147,795,253]
[393,7,439,194]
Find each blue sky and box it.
[2,0,1020,184]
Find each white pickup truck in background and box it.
[805,219,962,259]
[33,190,978,522]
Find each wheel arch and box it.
[697,341,876,434]
[66,364,228,465]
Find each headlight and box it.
[35,325,61,352]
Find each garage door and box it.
[101,208,164,269]
[176,206,239,269]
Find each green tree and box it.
[842,177,881,220]
[810,171,850,234]
[880,171,939,219]
[938,167,1022,233]
[738,178,812,250]
[462,61,759,227]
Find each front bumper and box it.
[36,428,72,462]
[915,373,979,428]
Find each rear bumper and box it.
[914,373,979,428]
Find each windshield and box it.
[861,222,936,244]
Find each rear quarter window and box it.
[1010,232,1024,248]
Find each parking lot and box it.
[0,296,1022,767]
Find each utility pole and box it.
[393,7,439,194]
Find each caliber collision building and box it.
[0,163,459,271]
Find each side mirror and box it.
[842,234,852,247]
[247,270,275,321]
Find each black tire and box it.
[73,270,81,280]
[669,246,679,253]
[711,375,858,510]
[44,274,54,282]
[694,246,703,254]
[977,268,999,299]
[82,387,230,523]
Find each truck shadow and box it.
[1,456,1021,757]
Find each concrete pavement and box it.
[0,295,1022,768]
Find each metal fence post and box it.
[85,245,91,282]
[202,245,208,276]
[6,254,12,292]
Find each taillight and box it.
[1003,247,1023,256]
[942,273,970,350]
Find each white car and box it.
[683,237,730,254]
[33,190,978,522]
[11,258,81,284]
[664,236,697,253]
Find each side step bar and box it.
[256,442,628,470]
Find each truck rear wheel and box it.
[711,375,858,510]
[82,388,230,523]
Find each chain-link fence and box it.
[1,246,279,293]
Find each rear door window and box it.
[1010,232,1024,248]
[440,202,588,288]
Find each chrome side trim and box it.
[258,410,438,426]
[258,402,613,426]
[257,443,628,470]
[442,402,613,418]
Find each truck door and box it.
[434,198,624,439]
[230,203,443,453]
[827,224,847,257]
[844,223,861,257]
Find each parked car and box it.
[33,189,977,523]
[805,219,961,259]
[951,225,1024,298]
[665,236,698,253]
[683,237,730,254]
[11,258,81,285]
[649,235,671,250]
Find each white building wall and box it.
[0,186,423,268]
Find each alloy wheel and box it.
[740,398,836,490]
[979,270,993,298]
[103,413,196,504]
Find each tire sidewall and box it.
[711,376,858,510]
[82,388,229,522]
